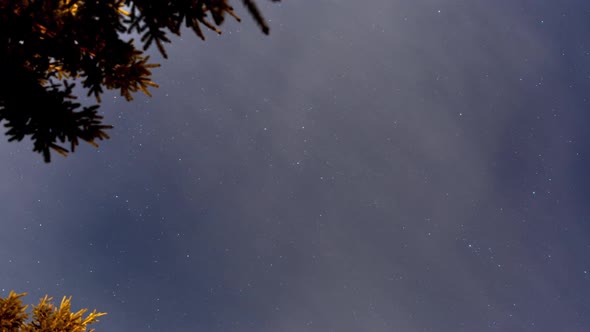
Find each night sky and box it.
[2,1,590,331]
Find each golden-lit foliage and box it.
[0,291,28,331]
[0,0,278,162]
[0,291,106,332]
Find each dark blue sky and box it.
[2,1,590,331]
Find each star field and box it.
[2,1,590,331]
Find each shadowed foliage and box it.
[0,0,278,162]
[0,291,106,332]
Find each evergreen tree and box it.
[0,0,278,162]
[0,291,106,331]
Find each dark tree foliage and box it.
[0,0,278,162]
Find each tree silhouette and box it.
[0,0,278,162]
[0,291,106,331]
